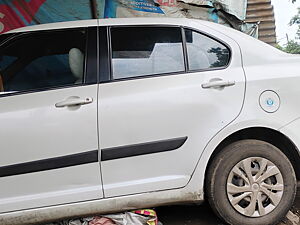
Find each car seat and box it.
[69,48,84,84]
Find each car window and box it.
[0,29,86,94]
[110,27,185,80]
[184,29,230,71]
[1,55,17,70]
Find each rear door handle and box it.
[55,96,93,108]
[202,80,235,89]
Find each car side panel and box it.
[0,85,103,213]
[99,24,246,197]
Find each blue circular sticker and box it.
[266,98,274,106]
[259,90,280,113]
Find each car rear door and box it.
[98,24,245,197]
[0,25,103,213]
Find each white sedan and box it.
[0,18,298,225]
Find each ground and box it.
[156,189,300,225]
[42,189,300,225]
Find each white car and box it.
[0,18,299,225]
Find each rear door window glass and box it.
[110,27,185,79]
[185,29,230,71]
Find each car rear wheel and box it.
[206,140,297,225]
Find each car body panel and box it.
[98,20,246,197]
[1,18,300,224]
[99,70,245,197]
[280,118,300,152]
[6,19,98,34]
[0,85,103,213]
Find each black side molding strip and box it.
[102,137,188,161]
[0,150,98,178]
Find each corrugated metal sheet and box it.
[246,0,277,45]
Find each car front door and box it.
[0,26,103,213]
[99,25,245,197]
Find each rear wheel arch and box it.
[205,127,300,183]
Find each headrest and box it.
[69,48,84,79]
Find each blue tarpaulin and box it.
[0,0,95,33]
[0,0,255,37]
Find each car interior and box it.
[0,30,86,94]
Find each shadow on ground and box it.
[157,203,224,225]
[156,190,300,225]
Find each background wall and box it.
[0,0,275,44]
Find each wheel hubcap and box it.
[226,157,284,217]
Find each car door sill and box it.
[0,184,202,225]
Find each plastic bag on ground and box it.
[44,209,160,225]
[89,216,115,225]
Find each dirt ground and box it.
[156,189,300,225]
[41,188,300,225]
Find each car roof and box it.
[5,17,205,34]
[5,19,98,34]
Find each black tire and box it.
[206,140,297,225]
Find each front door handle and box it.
[55,96,93,108]
[202,79,235,89]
